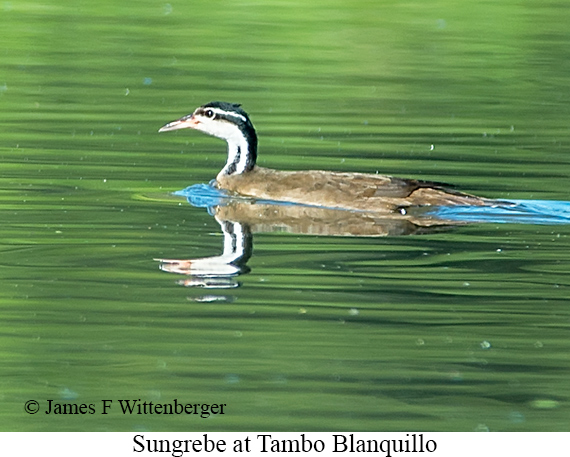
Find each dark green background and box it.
[0,0,568,431]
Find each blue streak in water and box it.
[430,200,570,225]
[174,183,229,208]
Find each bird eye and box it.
[204,109,215,119]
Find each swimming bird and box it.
[159,101,493,212]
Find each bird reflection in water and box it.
[157,217,251,289]
[155,194,462,289]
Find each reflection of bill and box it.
[156,219,251,289]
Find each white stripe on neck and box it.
[221,129,251,175]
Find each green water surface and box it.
[0,0,569,431]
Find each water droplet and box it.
[59,387,79,401]
[508,411,525,424]
[225,374,240,385]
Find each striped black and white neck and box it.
[159,101,257,176]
